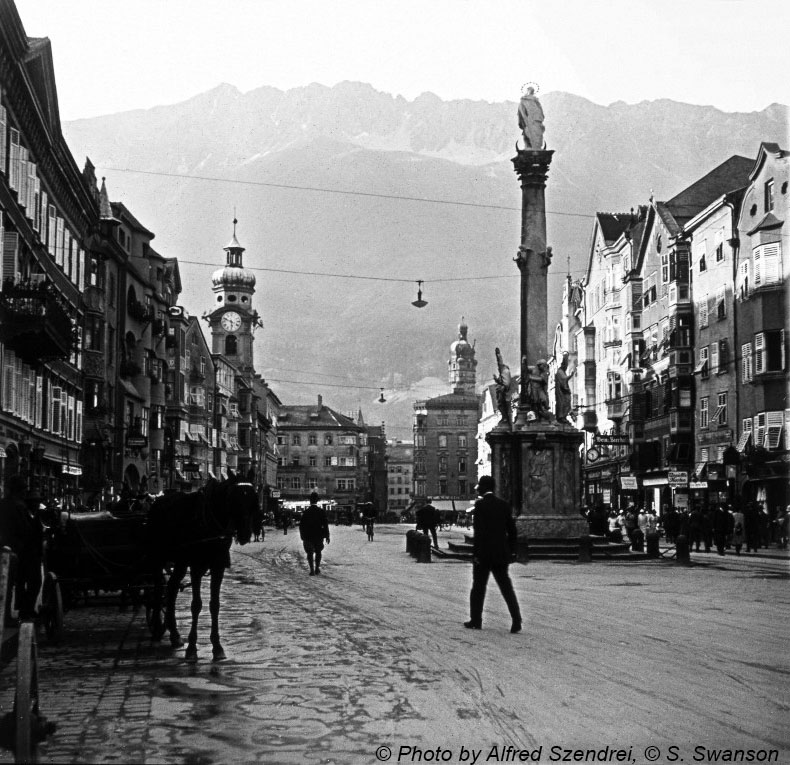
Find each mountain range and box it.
[61,83,788,440]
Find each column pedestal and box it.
[488,424,587,539]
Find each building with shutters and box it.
[0,11,91,501]
[733,143,789,517]
[275,395,369,519]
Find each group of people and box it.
[586,500,789,556]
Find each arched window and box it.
[225,335,237,355]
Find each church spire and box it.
[224,216,246,267]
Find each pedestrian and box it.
[775,507,789,549]
[712,504,733,556]
[299,492,331,575]
[731,506,745,556]
[0,476,44,619]
[623,503,638,545]
[365,517,374,541]
[464,475,522,634]
[282,512,290,535]
[688,506,703,552]
[702,506,714,553]
[744,502,760,553]
[416,498,439,549]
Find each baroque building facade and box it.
[412,320,479,509]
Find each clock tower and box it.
[208,219,259,375]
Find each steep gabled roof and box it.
[749,142,788,182]
[596,212,633,243]
[23,37,61,139]
[279,404,361,430]
[664,155,754,227]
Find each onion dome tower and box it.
[207,218,259,374]
[448,317,477,394]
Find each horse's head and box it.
[219,479,257,546]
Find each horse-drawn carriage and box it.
[49,475,257,661]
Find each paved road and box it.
[1,524,788,764]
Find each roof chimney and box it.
[317,394,323,411]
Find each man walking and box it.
[464,476,522,634]
[416,498,439,548]
[299,492,331,575]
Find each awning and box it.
[694,360,708,375]
[208,470,217,480]
[220,469,228,480]
[711,405,725,424]
[429,500,460,512]
[693,462,707,479]
[198,433,211,445]
[119,378,144,401]
[184,431,196,442]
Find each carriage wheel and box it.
[42,573,64,644]
[15,622,39,764]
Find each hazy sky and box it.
[13,0,790,121]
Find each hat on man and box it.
[309,491,319,504]
[476,475,495,494]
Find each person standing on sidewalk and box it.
[464,475,522,634]
[299,493,330,575]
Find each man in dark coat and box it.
[299,492,330,575]
[712,504,734,556]
[0,475,43,619]
[464,475,522,634]
[416,499,439,548]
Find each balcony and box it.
[582,410,598,432]
[606,398,625,421]
[82,284,106,314]
[0,281,74,363]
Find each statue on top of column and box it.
[517,83,546,150]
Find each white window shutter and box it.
[35,375,43,429]
[2,230,19,283]
[763,243,781,285]
[754,333,765,374]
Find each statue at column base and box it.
[523,358,553,424]
[493,347,515,431]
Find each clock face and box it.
[221,311,241,332]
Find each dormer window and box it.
[765,179,774,212]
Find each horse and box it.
[146,473,256,662]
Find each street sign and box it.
[595,435,630,446]
[126,436,147,448]
[271,490,281,498]
[668,471,689,487]
[621,476,639,490]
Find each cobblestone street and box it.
[1,524,788,764]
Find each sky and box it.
[13,0,790,122]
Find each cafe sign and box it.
[668,471,689,488]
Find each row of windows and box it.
[277,433,356,446]
[276,477,356,491]
[278,455,357,468]
[699,393,728,429]
[741,411,786,451]
[1,103,86,292]
[1,347,82,443]
[435,416,470,426]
